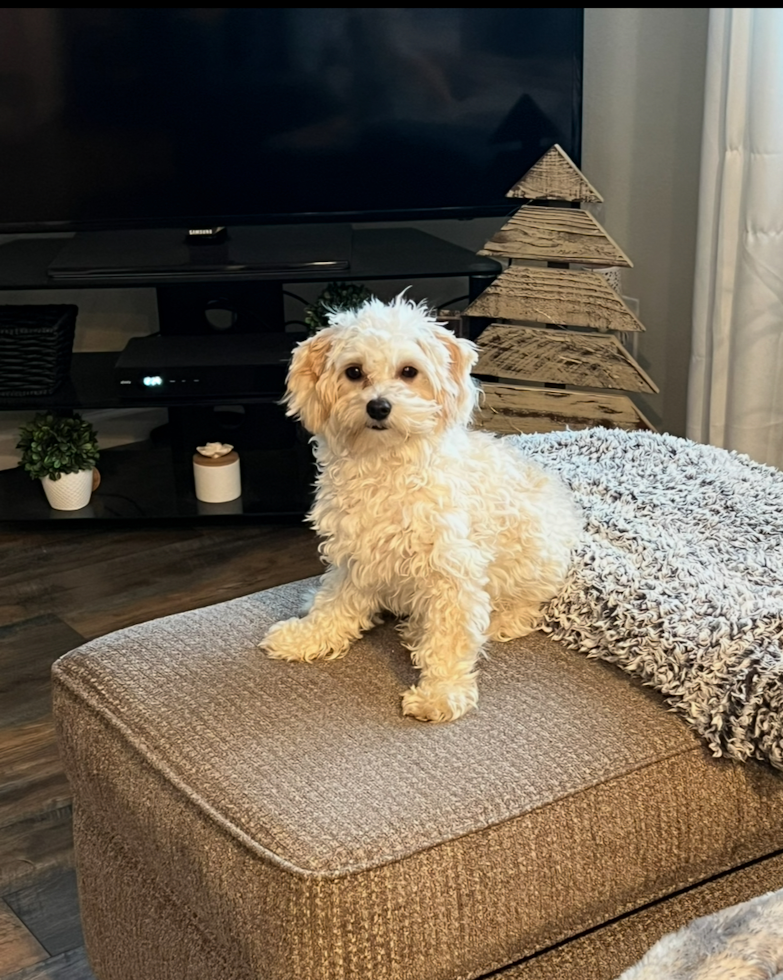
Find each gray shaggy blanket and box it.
[516,428,783,771]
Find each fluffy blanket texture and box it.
[516,428,783,771]
[617,888,783,979]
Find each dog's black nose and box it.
[366,398,392,421]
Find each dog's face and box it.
[284,296,479,450]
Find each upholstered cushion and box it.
[53,579,783,980]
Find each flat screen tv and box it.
[0,8,583,235]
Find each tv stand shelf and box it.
[0,227,500,523]
[0,228,500,289]
[0,353,288,412]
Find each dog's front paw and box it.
[259,616,351,663]
[401,677,478,723]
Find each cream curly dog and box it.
[260,296,582,722]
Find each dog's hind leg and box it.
[488,601,544,641]
[260,566,379,662]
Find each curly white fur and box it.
[259,295,582,722]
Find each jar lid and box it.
[193,451,239,467]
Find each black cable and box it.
[282,290,309,306]
[204,301,276,332]
[439,294,470,309]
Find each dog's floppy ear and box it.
[283,329,336,434]
[435,326,480,427]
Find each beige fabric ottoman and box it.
[53,578,783,980]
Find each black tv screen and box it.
[0,8,583,232]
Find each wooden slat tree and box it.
[477,206,630,266]
[463,144,658,435]
[505,143,604,203]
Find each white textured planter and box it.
[41,469,94,510]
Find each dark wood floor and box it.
[0,521,322,979]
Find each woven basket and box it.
[0,305,78,397]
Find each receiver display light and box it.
[143,375,163,387]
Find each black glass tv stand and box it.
[47,224,354,282]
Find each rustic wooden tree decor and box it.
[505,144,603,203]
[475,384,654,436]
[465,266,645,333]
[473,325,657,394]
[464,143,658,435]
[478,206,632,267]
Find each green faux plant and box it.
[17,412,100,481]
[304,281,371,334]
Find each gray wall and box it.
[580,7,709,435]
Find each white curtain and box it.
[687,8,783,468]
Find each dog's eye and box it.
[400,366,418,380]
[345,366,363,381]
